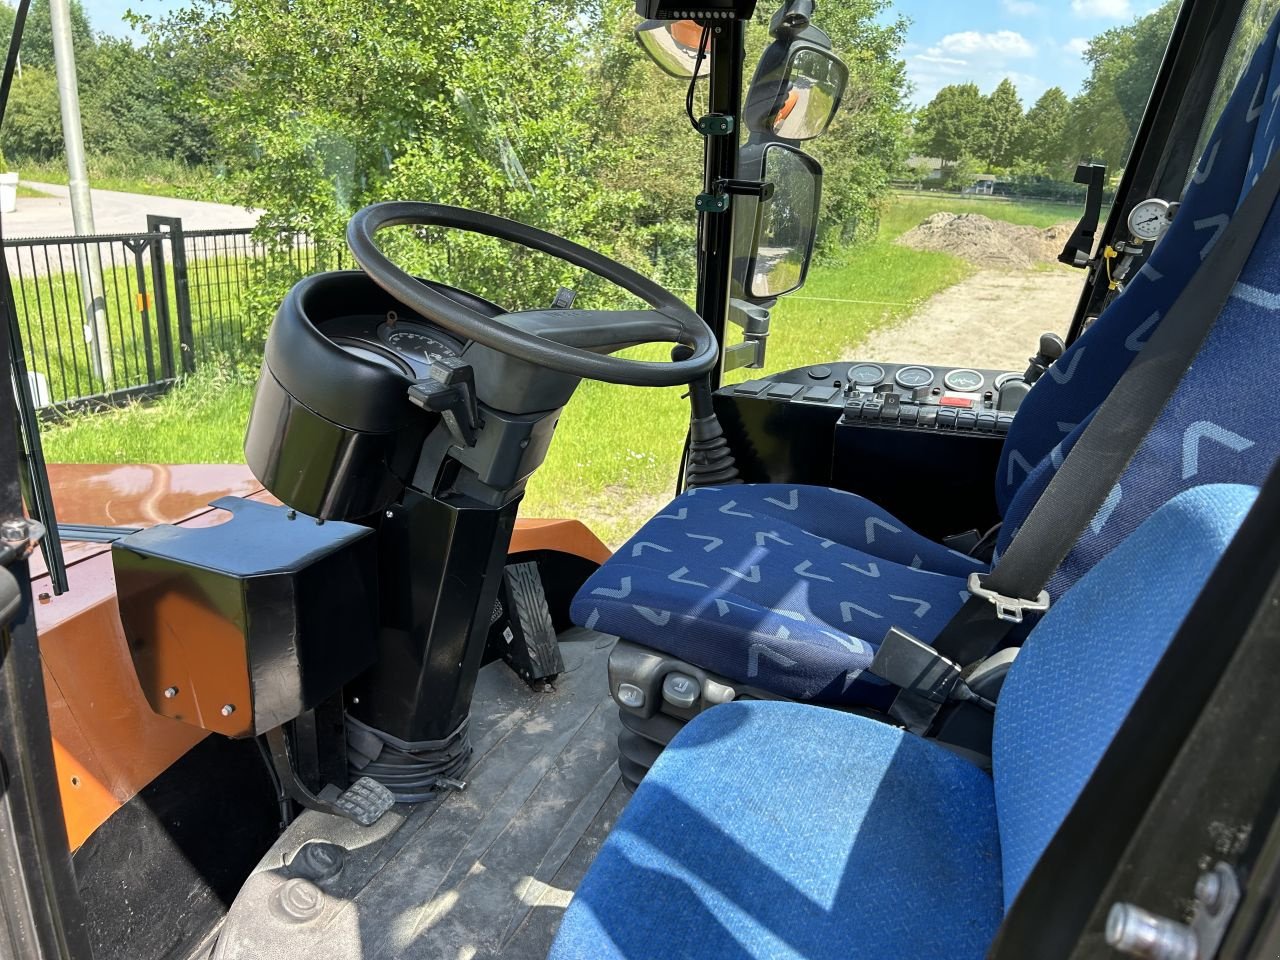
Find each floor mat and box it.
[211,630,626,960]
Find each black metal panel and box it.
[831,424,1003,540]
[114,496,380,737]
[346,491,521,743]
[73,734,280,960]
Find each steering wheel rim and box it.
[346,202,719,387]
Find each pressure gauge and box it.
[1127,198,1172,243]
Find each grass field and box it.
[40,191,1051,545]
[20,156,238,204]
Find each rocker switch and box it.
[662,672,700,709]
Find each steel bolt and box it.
[1195,870,1222,911]
[220,704,236,717]
[0,518,27,542]
[286,510,297,521]
[1106,903,1199,960]
[385,511,394,519]
[163,686,179,699]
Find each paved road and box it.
[6,181,261,238]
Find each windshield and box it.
[0,0,1192,551]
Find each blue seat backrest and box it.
[996,10,1280,521]
[992,483,1258,909]
[994,14,1280,598]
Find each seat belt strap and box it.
[928,152,1280,671]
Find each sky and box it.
[86,0,1168,108]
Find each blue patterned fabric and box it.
[570,485,983,706]
[572,18,1280,703]
[549,485,1257,960]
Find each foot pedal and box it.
[488,561,563,685]
[326,777,395,827]
[266,727,396,826]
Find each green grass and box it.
[883,191,1106,232]
[16,183,50,198]
[42,364,256,463]
[18,155,239,204]
[37,192,1054,546]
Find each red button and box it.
[940,396,974,408]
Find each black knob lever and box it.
[408,357,481,447]
[1023,332,1066,385]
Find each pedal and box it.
[488,561,563,685]
[266,726,396,826]
[327,777,395,827]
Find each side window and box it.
[723,1,1185,381]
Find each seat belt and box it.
[870,154,1280,732]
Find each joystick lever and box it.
[408,357,481,447]
[1023,333,1065,385]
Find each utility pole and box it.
[50,0,111,387]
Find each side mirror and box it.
[734,141,823,302]
[634,19,706,79]
[770,45,847,140]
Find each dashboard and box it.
[726,360,1024,435]
[323,312,466,379]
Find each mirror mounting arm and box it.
[718,178,775,200]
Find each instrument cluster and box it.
[322,311,465,378]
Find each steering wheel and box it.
[346,202,718,388]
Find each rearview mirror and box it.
[771,46,847,140]
[634,19,706,79]
[736,141,823,301]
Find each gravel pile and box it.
[897,212,1077,268]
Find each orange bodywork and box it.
[35,464,609,851]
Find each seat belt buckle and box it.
[869,627,964,705]
[966,572,1050,624]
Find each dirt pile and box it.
[897,212,1077,269]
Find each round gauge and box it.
[1127,197,1172,242]
[944,368,984,392]
[378,321,460,364]
[847,363,886,388]
[333,339,411,375]
[894,365,934,390]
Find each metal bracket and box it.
[967,572,1050,624]
[697,114,734,136]
[695,193,730,213]
[0,517,45,568]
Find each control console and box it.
[729,360,1025,435]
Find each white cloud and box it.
[1002,0,1042,14]
[930,30,1036,59]
[1064,37,1090,56]
[1071,0,1132,17]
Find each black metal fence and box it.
[3,216,347,414]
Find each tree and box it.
[802,0,912,246]
[915,83,984,170]
[19,0,95,71]
[1,67,62,161]
[977,78,1024,169]
[1068,0,1179,170]
[1018,86,1071,172]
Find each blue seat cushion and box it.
[551,700,1003,960]
[571,484,985,707]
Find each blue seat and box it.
[571,14,1280,703]
[550,484,1259,960]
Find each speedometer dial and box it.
[378,321,460,364]
[894,365,934,389]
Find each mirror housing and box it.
[634,19,706,79]
[745,40,847,141]
[733,141,823,302]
